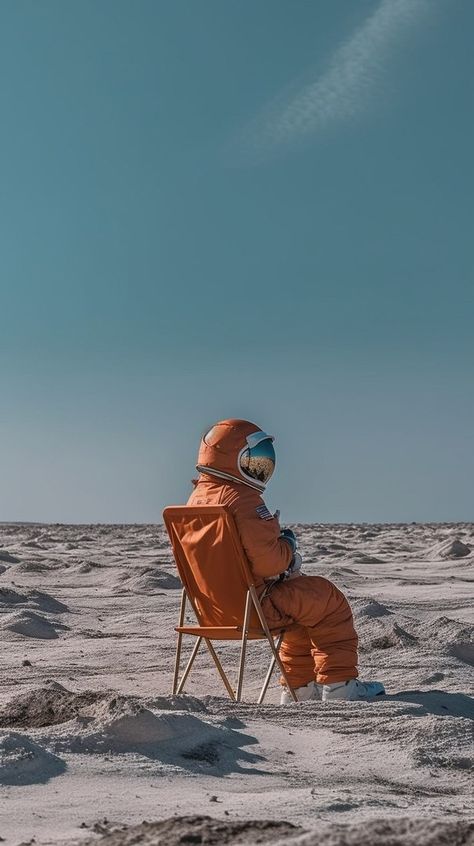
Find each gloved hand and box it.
[288,551,303,575]
[280,528,297,554]
[279,552,303,581]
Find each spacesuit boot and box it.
[320,679,385,701]
[280,680,321,704]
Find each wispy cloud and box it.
[237,0,431,161]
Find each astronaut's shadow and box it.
[381,689,474,719]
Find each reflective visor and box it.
[239,437,276,486]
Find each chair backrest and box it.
[163,505,260,629]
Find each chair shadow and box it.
[73,710,270,777]
[131,722,269,776]
[381,689,474,719]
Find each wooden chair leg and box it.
[172,589,187,694]
[249,586,298,703]
[236,591,252,702]
[258,632,284,704]
[204,638,236,701]
[176,636,202,694]
[172,632,183,695]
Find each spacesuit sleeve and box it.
[231,497,293,579]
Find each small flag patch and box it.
[256,504,274,521]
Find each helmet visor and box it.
[240,437,276,486]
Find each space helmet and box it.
[196,419,275,491]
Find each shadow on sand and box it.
[109,717,269,776]
[382,689,474,719]
[0,733,67,786]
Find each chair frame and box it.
[164,506,298,703]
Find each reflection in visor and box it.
[240,438,276,485]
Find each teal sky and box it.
[1,0,473,523]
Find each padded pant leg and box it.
[278,625,315,690]
[265,576,358,686]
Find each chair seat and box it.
[175,624,296,640]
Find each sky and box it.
[1,0,473,524]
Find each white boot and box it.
[321,679,385,702]
[280,680,321,704]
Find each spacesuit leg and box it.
[278,625,315,690]
[269,575,358,686]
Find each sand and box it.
[0,521,473,845]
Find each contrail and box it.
[238,0,431,161]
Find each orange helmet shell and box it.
[197,419,273,491]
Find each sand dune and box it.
[0,521,472,844]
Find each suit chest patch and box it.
[256,504,273,521]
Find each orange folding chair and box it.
[163,505,297,703]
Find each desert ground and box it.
[0,521,473,846]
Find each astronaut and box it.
[187,418,385,702]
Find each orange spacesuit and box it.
[187,418,360,693]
